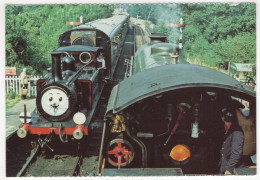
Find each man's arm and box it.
[225,131,244,173]
[98,59,106,70]
[102,59,106,69]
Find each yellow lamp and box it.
[169,144,191,161]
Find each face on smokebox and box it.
[41,88,69,116]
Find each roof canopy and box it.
[76,14,129,38]
[230,63,254,72]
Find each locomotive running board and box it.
[102,168,183,176]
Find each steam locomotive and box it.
[17,13,130,144]
[99,33,256,175]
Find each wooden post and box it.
[80,16,83,23]
[12,76,15,92]
[227,62,231,75]
[15,76,18,94]
[28,79,31,97]
[7,76,9,94]
[18,76,21,95]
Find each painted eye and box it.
[59,97,62,101]
[49,97,53,102]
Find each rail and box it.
[129,56,134,77]
[16,146,82,177]
[133,25,136,55]
[16,144,40,177]
[124,56,134,79]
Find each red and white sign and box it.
[5,67,16,75]
[167,24,185,27]
[66,21,82,25]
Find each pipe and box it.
[126,128,147,168]
[59,123,68,143]
[167,104,173,121]
[98,120,107,175]
[191,104,200,138]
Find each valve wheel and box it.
[107,139,134,167]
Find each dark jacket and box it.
[219,124,244,174]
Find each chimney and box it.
[149,33,167,42]
[51,53,62,82]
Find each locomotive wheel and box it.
[107,139,134,167]
[36,83,78,122]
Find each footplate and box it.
[102,168,183,176]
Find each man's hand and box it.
[199,129,206,135]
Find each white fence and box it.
[5,76,40,97]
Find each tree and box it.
[5,5,114,75]
[180,3,256,67]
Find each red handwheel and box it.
[107,139,134,168]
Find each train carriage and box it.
[17,14,130,143]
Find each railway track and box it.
[112,26,135,85]
[16,144,40,177]
[12,96,107,177]
[22,153,82,177]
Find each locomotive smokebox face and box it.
[41,88,69,116]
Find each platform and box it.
[6,98,36,139]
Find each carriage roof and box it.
[74,14,129,39]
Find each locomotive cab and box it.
[101,64,256,175]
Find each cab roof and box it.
[106,64,255,115]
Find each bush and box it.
[6,91,21,110]
[6,91,18,100]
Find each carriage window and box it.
[70,31,96,46]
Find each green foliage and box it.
[180,3,256,68]
[152,21,168,33]
[6,91,21,110]
[6,5,114,76]
[129,4,159,24]
[6,90,19,99]
[216,32,256,63]
[181,3,256,42]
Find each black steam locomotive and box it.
[17,13,129,143]
[99,34,256,175]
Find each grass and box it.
[187,57,209,67]
[6,91,21,110]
